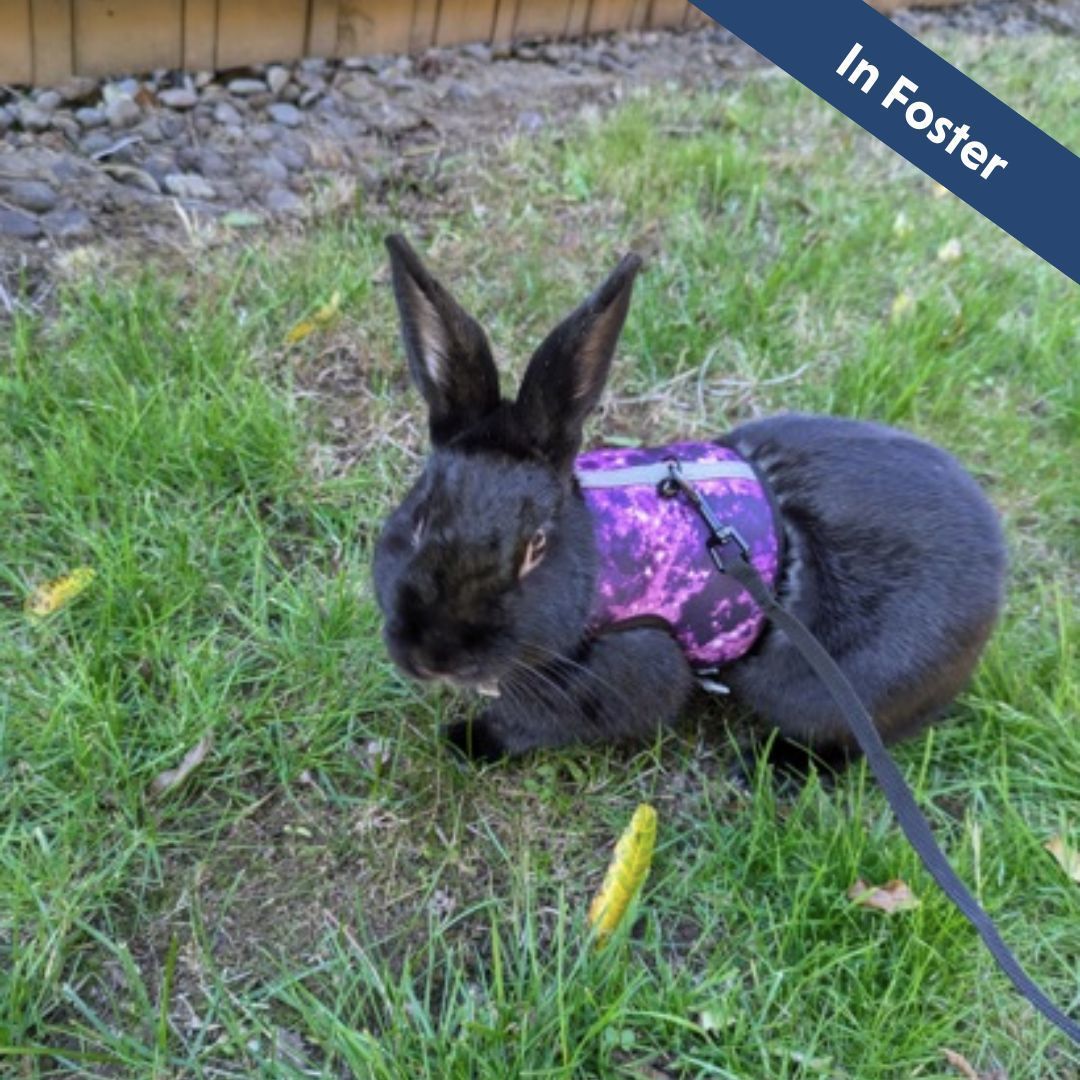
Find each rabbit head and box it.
[373,235,641,693]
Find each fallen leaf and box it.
[1044,835,1080,884]
[889,290,916,323]
[942,1048,980,1080]
[941,1047,1007,1079]
[589,803,657,945]
[25,567,96,617]
[937,238,964,263]
[284,290,342,344]
[221,209,264,229]
[150,735,212,797]
[847,878,920,914]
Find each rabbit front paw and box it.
[444,714,509,763]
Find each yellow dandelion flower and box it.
[25,567,96,617]
[588,803,657,945]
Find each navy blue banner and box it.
[691,1,1080,286]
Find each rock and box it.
[157,113,187,140]
[188,147,233,178]
[516,110,545,134]
[378,75,415,93]
[75,106,106,129]
[213,102,243,126]
[298,89,323,109]
[159,87,198,109]
[163,173,216,200]
[297,71,327,92]
[266,65,291,95]
[364,102,421,137]
[105,96,141,129]
[0,179,59,213]
[0,207,42,239]
[104,78,140,101]
[52,115,82,141]
[268,102,302,127]
[445,80,480,105]
[141,153,177,186]
[137,117,165,142]
[194,71,215,89]
[100,163,161,194]
[17,103,53,132]
[338,78,369,102]
[299,57,328,74]
[264,186,303,214]
[40,207,93,239]
[343,55,384,72]
[228,78,267,97]
[462,42,492,63]
[271,142,310,171]
[252,156,289,183]
[248,124,276,145]
[0,106,13,132]
[80,131,116,156]
[50,157,93,184]
[55,76,100,105]
[280,84,301,103]
[34,89,63,112]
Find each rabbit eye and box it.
[519,529,547,579]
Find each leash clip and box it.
[658,460,750,572]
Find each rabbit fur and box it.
[373,236,1007,769]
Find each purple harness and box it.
[575,441,781,670]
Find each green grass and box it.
[2,30,1078,1079]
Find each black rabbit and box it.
[372,235,1007,769]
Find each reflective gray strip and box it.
[575,460,758,489]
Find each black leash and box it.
[659,461,1080,1046]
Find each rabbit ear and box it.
[514,253,641,470]
[385,234,500,445]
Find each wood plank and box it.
[647,0,687,30]
[587,0,634,34]
[410,0,438,52]
[490,0,517,45]
[74,0,182,76]
[627,0,650,29]
[216,0,307,68]
[30,0,74,83]
[683,4,711,28]
[511,0,571,39]
[307,0,339,56]
[336,0,414,56]
[184,0,218,70]
[0,0,33,84]
[564,0,589,37]
[435,0,496,46]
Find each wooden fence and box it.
[0,1,967,87]
[0,1,711,86]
